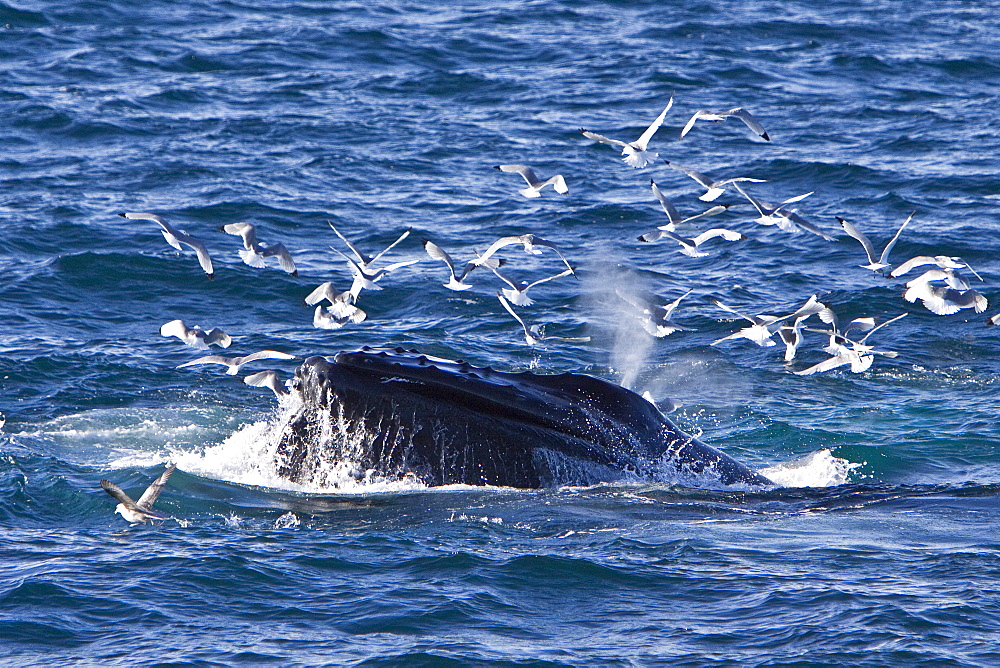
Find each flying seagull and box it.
[649,179,732,230]
[495,164,568,198]
[616,288,695,338]
[795,314,907,376]
[712,295,827,347]
[119,212,214,278]
[776,315,814,362]
[807,309,877,355]
[491,266,574,307]
[177,350,296,375]
[903,271,987,315]
[680,107,770,141]
[497,292,590,347]
[305,282,366,324]
[889,255,983,282]
[422,239,501,291]
[331,247,420,295]
[221,222,297,275]
[313,303,367,329]
[637,227,746,256]
[665,162,767,202]
[731,183,835,241]
[473,234,576,277]
[328,222,411,271]
[580,97,674,169]
[837,212,914,275]
[304,281,356,308]
[100,463,176,525]
[159,319,232,349]
[243,370,294,399]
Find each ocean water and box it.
[2,0,999,664]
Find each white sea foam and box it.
[759,448,863,488]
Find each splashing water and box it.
[758,449,863,488]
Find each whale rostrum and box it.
[274,347,773,489]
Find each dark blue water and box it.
[2,0,999,664]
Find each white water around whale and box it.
[12,400,860,492]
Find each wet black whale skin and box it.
[275,347,773,489]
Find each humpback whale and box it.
[274,347,773,490]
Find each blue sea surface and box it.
[2,0,999,664]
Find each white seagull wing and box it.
[879,212,914,265]
[496,164,540,188]
[633,97,673,150]
[691,228,746,245]
[580,130,628,148]
[650,179,683,225]
[837,217,878,264]
[726,108,770,140]
[176,355,231,370]
[328,221,372,266]
[260,242,297,275]
[367,229,411,267]
[422,239,459,279]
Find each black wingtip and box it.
[117,213,127,218]
[493,165,501,171]
[761,133,771,141]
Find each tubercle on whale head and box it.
[331,347,500,381]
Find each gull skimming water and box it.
[616,288,695,338]
[474,234,576,277]
[732,184,835,241]
[491,266,574,307]
[100,464,176,525]
[637,226,746,256]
